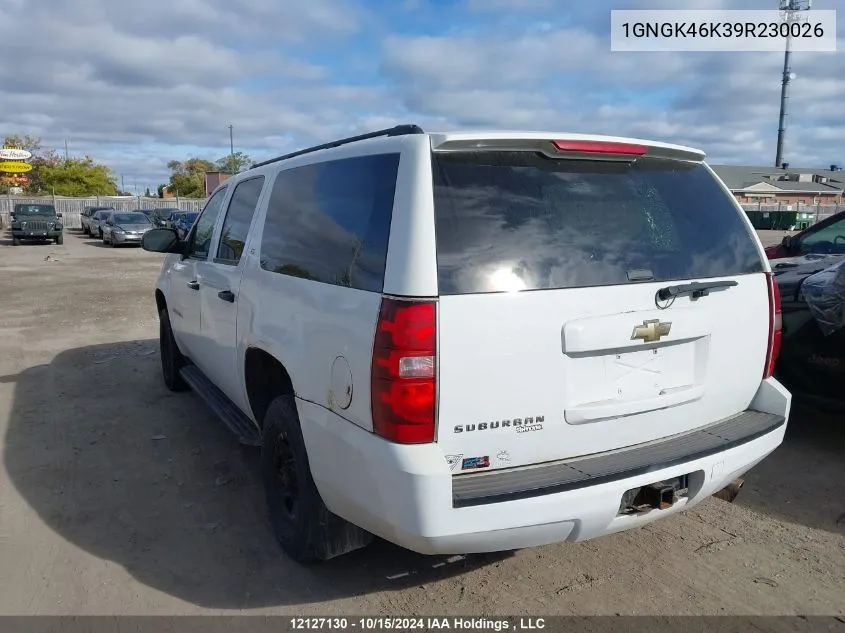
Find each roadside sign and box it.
[0,161,33,173]
[0,148,32,160]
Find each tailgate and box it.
[428,141,770,473]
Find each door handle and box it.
[186,280,200,290]
[218,290,235,303]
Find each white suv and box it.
[142,125,790,563]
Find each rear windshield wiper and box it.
[656,280,738,301]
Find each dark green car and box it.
[10,204,64,245]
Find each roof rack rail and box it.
[250,124,425,170]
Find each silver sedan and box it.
[102,211,154,247]
[88,210,112,239]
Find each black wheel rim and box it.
[273,432,299,523]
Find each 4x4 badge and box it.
[631,319,672,343]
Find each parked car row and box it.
[79,206,199,247]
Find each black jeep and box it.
[10,204,64,246]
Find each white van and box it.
[143,125,790,562]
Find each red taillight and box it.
[371,298,436,444]
[551,140,647,156]
[764,272,782,379]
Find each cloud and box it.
[465,0,557,11]
[0,0,842,191]
[379,0,844,168]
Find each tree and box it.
[157,184,166,198]
[167,157,215,198]
[2,134,42,155]
[38,157,119,196]
[215,151,253,174]
[1,135,118,196]
[145,187,152,197]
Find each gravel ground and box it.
[0,229,842,616]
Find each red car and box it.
[766,209,845,259]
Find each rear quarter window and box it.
[259,153,400,293]
[432,151,764,295]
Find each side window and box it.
[259,153,400,292]
[800,216,845,254]
[215,176,265,265]
[187,187,228,259]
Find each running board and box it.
[179,366,262,446]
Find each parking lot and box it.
[0,229,843,616]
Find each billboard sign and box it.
[0,161,34,173]
[0,148,32,160]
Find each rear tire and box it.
[159,308,188,392]
[261,395,372,563]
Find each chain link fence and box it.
[0,196,208,230]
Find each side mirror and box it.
[782,235,793,250]
[141,228,184,254]
[56,212,63,218]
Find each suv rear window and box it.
[431,151,764,295]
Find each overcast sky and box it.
[0,0,842,193]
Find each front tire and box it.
[159,308,188,391]
[261,395,372,563]
[55,233,64,245]
[12,237,21,246]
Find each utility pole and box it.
[775,0,812,168]
[64,140,68,161]
[121,174,125,192]
[229,124,236,174]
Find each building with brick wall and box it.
[711,164,844,206]
[204,171,232,197]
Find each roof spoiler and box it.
[429,133,706,163]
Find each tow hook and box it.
[712,478,744,503]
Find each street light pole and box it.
[229,124,236,174]
[775,0,812,168]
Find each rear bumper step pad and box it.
[452,410,784,508]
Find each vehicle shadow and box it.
[1,340,512,609]
[80,238,111,248]
[737,403,845,535]
[0,238,58,246]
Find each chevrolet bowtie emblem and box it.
[631,319,672,343]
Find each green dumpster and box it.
[744,210,800,230]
